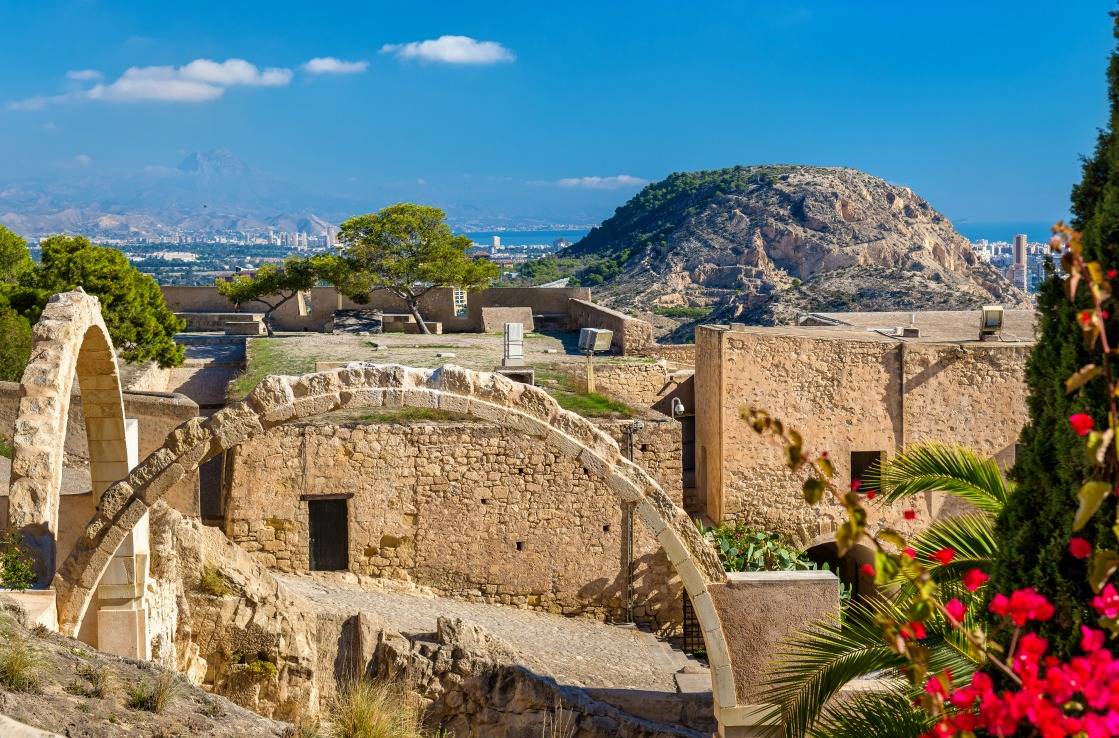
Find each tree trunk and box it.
[263,311,276,337]
[407,299,431,335]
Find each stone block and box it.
[634,499,668,536]
[404,389,440,409]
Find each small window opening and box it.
[515,541,524,551]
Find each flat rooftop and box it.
[708,309,1036,344]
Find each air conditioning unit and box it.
[578,327,614,353]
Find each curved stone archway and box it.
[9,290,130,584]
[53,362,737,708]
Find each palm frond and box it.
[812,690,932,738]
[763,598,907,738]
[909,513,998,580]
[869,443,1009,515]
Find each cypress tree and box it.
[991,11,1119,656]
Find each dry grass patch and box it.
[0,636,42,692]
[198,565,232,597]
[126,671,180,713]
[328,680,428,738]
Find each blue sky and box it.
[0,1,1114,225]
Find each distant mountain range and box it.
[0,149,612,240]
[0,149,361,240]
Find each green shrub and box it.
[126,671,179,712]
[699,522,815,572]
[198,566,232,597]
[0,309,31,383]
[652,306,713,320]
[0,637,41,692]
[0,529,35,590]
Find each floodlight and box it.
[979,305,1004,341]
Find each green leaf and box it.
[1066,364,1103,393]
[1075,481,1113,531]
[872,444,1009,516]
[803,477,825,504]
[1090,549,1119,593]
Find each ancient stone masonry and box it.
[52,362,737,712]
[694,325,1030,544]
[226,416,683,629]
[8,290,130,584]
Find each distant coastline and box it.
[954,221,1061,243]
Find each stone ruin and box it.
[2,289,839,737]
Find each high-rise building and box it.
[1008,233,1029,291]
[492,235,502,251]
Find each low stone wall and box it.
[643,343,697,366]
[225,416,684,630]
[478,306,535,333]
[176,312,265,332]
[567,299,655,355]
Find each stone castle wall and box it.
[224,416,684,630]
[694,326,1031,544]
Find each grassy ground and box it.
[228,338,320,400]
[0,437,11,459]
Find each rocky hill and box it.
[563,165,1028,333]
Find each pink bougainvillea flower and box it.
[903,547,916,559]
[933,548,956,565]
[1079,310,1095,326]
[988,588,1054,626]
[903,509,917,520]
[859,563,875,577]
[901,620,927,640]
[1069,412,1095,436]
[1092,583,1119,619]
[1069,536,1093,559]
[850,479,861,492]
[1109,268,1118,280]
[944,598,966,623]
[963,568,989,592]
[1081,625,1106,653]
[865,491,877,500]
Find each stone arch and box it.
[9,290,129,584]
[53,362,736,707]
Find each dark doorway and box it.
[199,451,227,526]
[308,498,349,571]
[850,450,884,491]
[680,415,699,514]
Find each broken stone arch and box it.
[52,360,738,707]
[8,290,130,584]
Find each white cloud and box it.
[556,175,649,190]
[8,58,292,109]
[66,69,102,81]
[380,35,514,65]
[302,57,368,74]
[74,153,91,166]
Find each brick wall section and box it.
[567,299,654,355]
[225,416,684,630]
[642,343,697,366]
[694,326,1031,544]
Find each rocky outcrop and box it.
[566,165,1028,334]
[0,595,290,737]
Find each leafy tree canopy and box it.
[216,255,337,335]
[0,225,32,284]
[337,203,499,332]
[35,235,184,367]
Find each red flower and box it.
[925,673,950,699]
[901,620,927,640]
[1068,536,1093,559]
[989,587,1055,626]
[944,598,967,623]
[903,547,916,559]
[1079,309,1095,326]
[1092,583,1119,619]
[1069,413,1095,436]
[903,509,917,521]
[865,491,877,500]
[1109,268,1118,280]
[933,548,956,565]
[850,479,861,492]
[963,568,989,592]
[1080,625,1106,653]
[859,563,875,577]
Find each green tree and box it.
[216,256,335,336]
[0,310,32,382]
[336,204,499,333]
[35,235,184,367]
[0,225,32,284]
[989,11,1119,657]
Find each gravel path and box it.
[278,573,688,692]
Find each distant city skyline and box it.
[0,2,1114,227]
